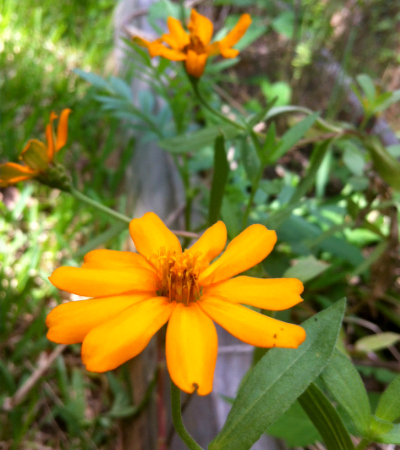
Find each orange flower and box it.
[134,10,252,78]
[0,109,71,187]
[47,213,306,395]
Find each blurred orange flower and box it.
[0,109,71,187]
[134,10,252,78]
[47,213,305,395]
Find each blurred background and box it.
[1,0,400,448]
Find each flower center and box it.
[149,248,204,304]
[186,35,206,54]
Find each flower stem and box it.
[170,381,204,450]
[189,77,247,132]
[70,187,131,224]
[70,187,200,239]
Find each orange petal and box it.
[189,221,227,265]
[20,139,49,171]
[163,17,190,50]
[199,224,277,286]
[219,46,239,59]
[46,292,152,344]
[218,14,252,51]
[207,42,220,57]
[55,108,72,152]
[185,49,208,78]
[49,266,158,297]
[166,302,217,395]
[129,212,182,260]
[133,36,186,60]
[82,296,175,372]
[46,111,58,160]
[200,296,306,348]
[81,249,155,272]
[188,10,213,46]
[205,277,303,310]
[153,42,187,61]
[0,162,37,185]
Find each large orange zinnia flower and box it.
[47,213,306,395]
[134,10,252,78]
[0,109,71,187]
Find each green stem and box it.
[189,77,247,132]
[70,187,131,224]
[170,381,204,450]
[355,438,371,450]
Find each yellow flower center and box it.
[150,248,204,304]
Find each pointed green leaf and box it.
[283,255,330,283]
[299,383,355,450]
[159,124,240,154]
[209,299,346,450]
[356,74,376,104]
[365,136,400,191]
[375,373,400,422]
[261,122,276,163]
[266,400,322,447]
[321,349,371,437]
[209,136,229,225]
[355,332,400,353]
[240,137,260,183]
[376,423,400,444]
[267,112,319,163]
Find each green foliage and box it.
[299,383,355,450]
[209,136,229,225]
[210,300,346,450]
[321,350,372,437]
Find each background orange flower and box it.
[134,10,252,77]
[0,109,71,186]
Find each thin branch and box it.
[2,344,66,411]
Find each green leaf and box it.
[240,137,260,183]
[73,68,111,92]
[209,136,229,225]
[268,112,319,163]
[260,80,291,107]
[299,383,355,450]
[369,415,393,437]
[375,373,400,422]
[283,255,330,283]
[376,423,400,444]
[342,144,366,177]
[373,89,400,113]
[271,11,294,38]
[159,124,240,154]
[209,299,346,450]
[220,198,241,239]
[355,332,400,353]
[316,147,333,198]
[74,222,127,258]
[266,140,333,229]
[356,74,376,104]
[321,350,372,437]
[261,122,276,163]
[365,136,400,191]
[266,400,322,447]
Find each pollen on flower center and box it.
[149,248,204,304]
